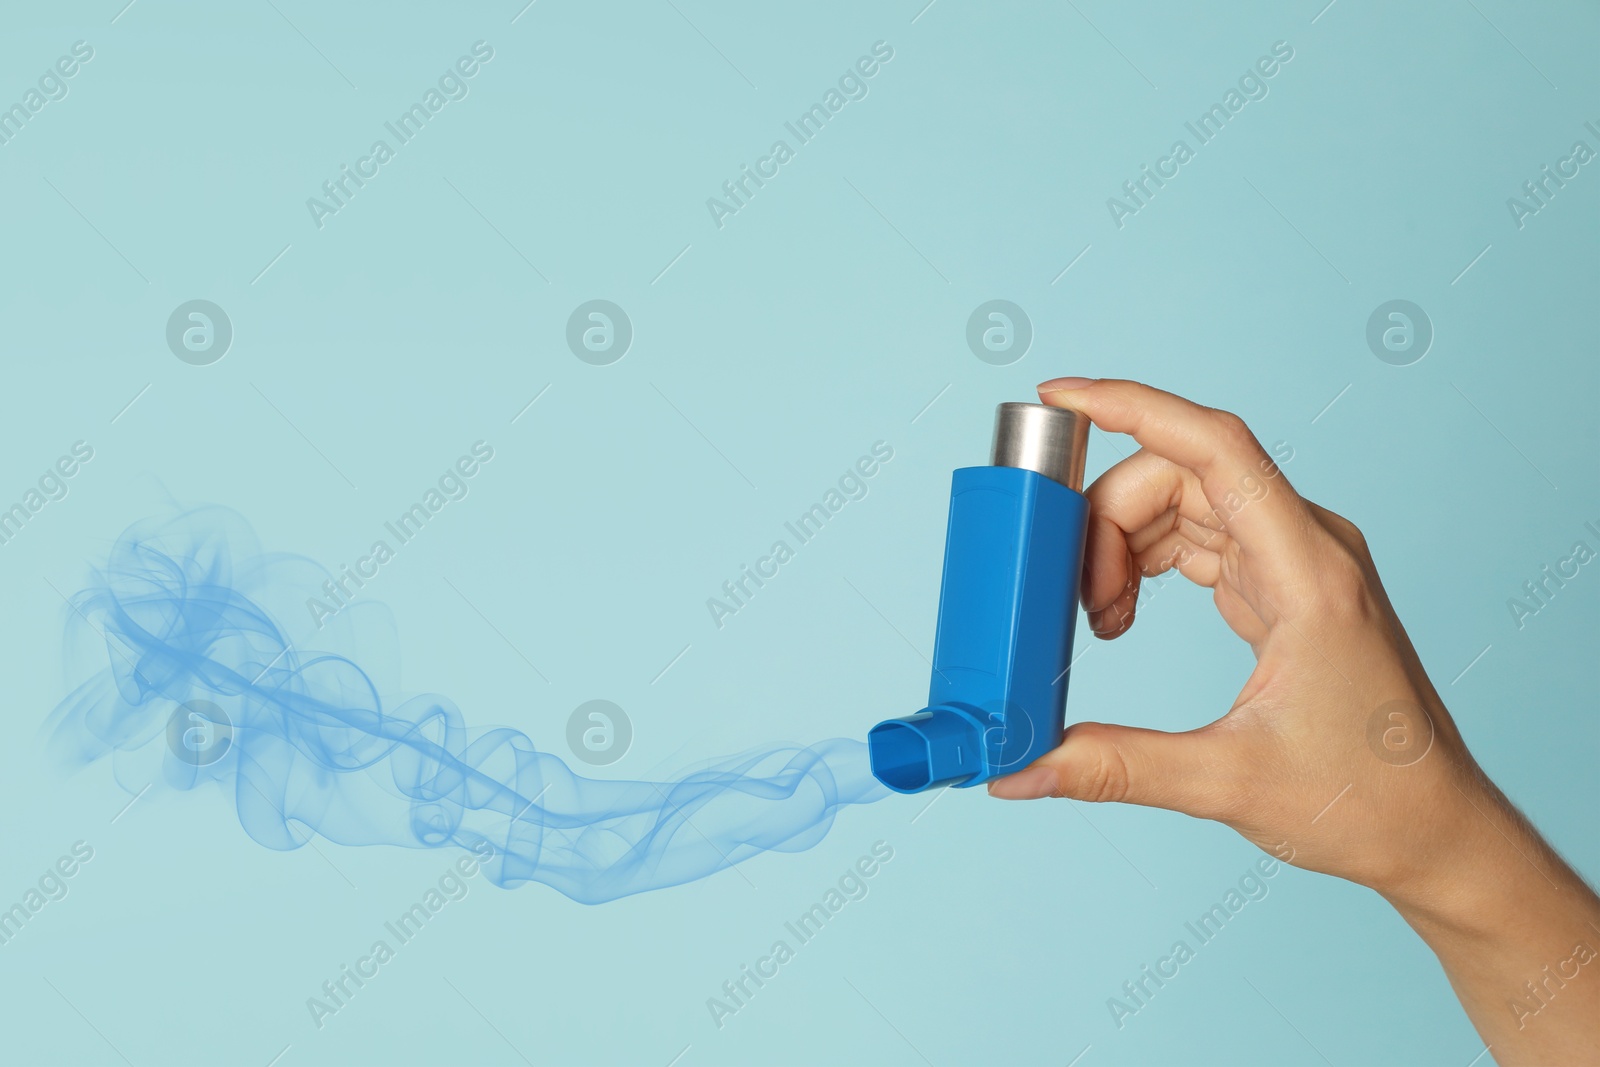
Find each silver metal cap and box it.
[990,402,1090,491]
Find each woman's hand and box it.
[989,377,1599,1065]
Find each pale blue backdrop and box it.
[0,1,1595,1064]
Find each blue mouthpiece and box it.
[868,402,1091,793]
[866,705,987,792]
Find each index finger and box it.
[1037,377,1307,558]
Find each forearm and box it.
[1381,775,1600,1064]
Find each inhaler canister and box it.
[867,402,1091,793]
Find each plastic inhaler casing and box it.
[868,402,1091,793]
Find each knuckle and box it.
[1184,514,1229,550]
[1322,542,1367,588]
[1318,504,1367,545]
[1146,541,1191,574]
[1209,409,1254,449]
[1290,507,1380,623]
[1309,539,1378,621]
[1062,723,1132,803]
[1338,516,1371,556]
[1319,508,1377,572]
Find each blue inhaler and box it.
[868,402,1091,793]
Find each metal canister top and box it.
[990,402,1090,492]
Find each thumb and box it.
[987,721,1236,819]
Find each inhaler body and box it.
[868,403,1090,794]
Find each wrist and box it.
[1379,768,1592,944]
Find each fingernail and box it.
[987,766,1057,800]
[1089,608,1122,635]
[1038,376,1096,394]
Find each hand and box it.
[989,376,1461,888]
[989,377,1599,1064]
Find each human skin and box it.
[988,377,1600,1064]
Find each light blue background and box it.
[1,1,1595,1064]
